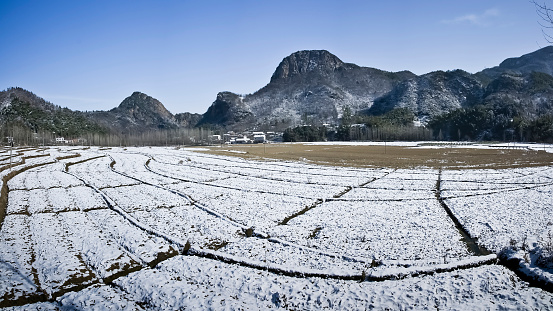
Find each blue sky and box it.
[0,0,547,114]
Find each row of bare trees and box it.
[0,124,214,147]
[347,125,433,141]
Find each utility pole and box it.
[8,137,13,171]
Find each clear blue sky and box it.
[0,0,547,114]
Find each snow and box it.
[274,199,470,261]
[59,211,141,282]
[1,146,553,309]
[8,163,81,190]
[86,209,178,267]
[113,255,553,310]
[0,215,43,305]
[442,169,553,253]
[57,284,144,310]
[67,155,140,189]
[8,186,105,215]
[30,213,98,298]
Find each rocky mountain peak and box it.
[270,50,344,82]
[114,91,173,120]
[196,91,253,129]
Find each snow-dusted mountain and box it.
[368,70,484,121]
[4,47,553,135]
[477,46,553,81]
[88,92,179,134]
[197,50,415,130]
[198,47,553,131]
[0,88,201,136]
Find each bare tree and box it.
[534,1,553,42]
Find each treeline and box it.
[283,124,432,142]
[427,105,553,142]
[284,106,553,143]
[0,124,214,147]
[283,108,432,142]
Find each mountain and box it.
[199,47,553,132]
[477,46,553,82]
[174,112,203,128]
[197,92,254,129]
[481,71,553,118]
[88,91,179,134]
[3,46,553,141]
[0,87,108,137]
[197,50,416,130]
[0,88,200,138]
[367,70,485,121]
[0,87,56,112]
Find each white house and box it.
[253,134,266,143]
[234,135,250,144]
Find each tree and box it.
[341,106,353,127]
[283,126,327,142]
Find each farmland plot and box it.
[0,215,44,306]
[0,154,23,167]
[148,157,234,183]
[8,188,142,298]
[101,184,243,248]
[152,150,413,191]
[207,175,347,199]
[8,162,82,190]
[113,255,552,311]
[199,188,314,230]
[365,169,438,190]
[8,187,106,214]
[1,146,553,309]
[67,156,140,189]
[30,212,99,298]
[86,209,178,267]
[152,153,387,187]
[442,170,553,252]
[108,152,182,186]
[271,199,470,261]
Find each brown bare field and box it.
[196,143,553,169]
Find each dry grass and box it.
[196,143,553,169]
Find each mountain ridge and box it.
[2,46,553,140]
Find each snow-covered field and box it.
[0,145,552,310]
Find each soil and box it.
[196,143,553,169]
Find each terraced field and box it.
[1,145,552,310]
